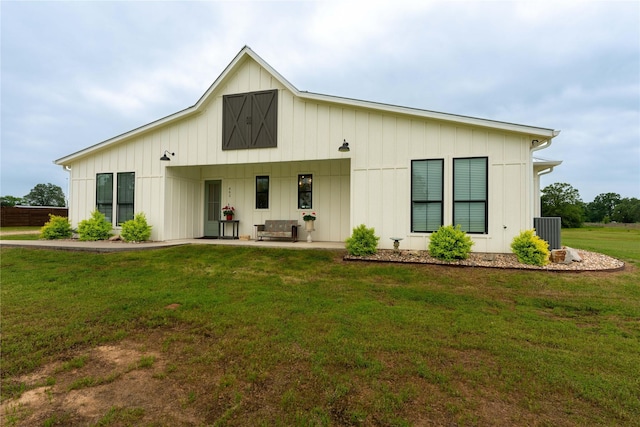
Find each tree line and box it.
[1,183,66,207]
[542,182,640,228]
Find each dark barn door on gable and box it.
[223,89,278,150]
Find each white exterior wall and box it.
[351,116,534,252]
[62,53,547,252]
[67,133,166,241]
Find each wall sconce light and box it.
[338,139,350,152]
[160,150,174,161]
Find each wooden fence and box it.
[0,207,68,227]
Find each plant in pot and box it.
[222,205,235,220]
[302,211,316,232]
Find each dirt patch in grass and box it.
[1,340,200,426]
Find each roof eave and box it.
[298,91,559,138]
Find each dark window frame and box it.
[411,159,444,233]
[96,173,114,224]
[453,157,488,234]
[116,172,135,225]
[298,174,312,209]
[255,175,270,209]
[96,172,135,226]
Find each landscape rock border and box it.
[344,249,625,272]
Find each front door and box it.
[204,180,221,237]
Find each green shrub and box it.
[77,210,112,241]
[120,213,152,242]
[511,229,550,266]
[345,224,380,256]
[428,225,474,261]
[40,214,73,240]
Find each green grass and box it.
[0,226,41,232]
[2,228,639,426]
[0,226,41,240]
[563,226,640,266]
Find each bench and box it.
[255,220,300,242]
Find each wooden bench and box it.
[255,220,300,242]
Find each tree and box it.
[612,198,640,223]
[541,182,584,228]
[23,183,66,207]
[0,195,24,207]
[586,192,621,222]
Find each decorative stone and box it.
[550,249,567,263]
[482,253,496,261]
[551,247,582,264]
[565,247,583,263]
[108,235,122,241]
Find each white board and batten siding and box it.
[350,115,534,253]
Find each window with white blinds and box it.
[453,157,487,234]
[411,159,443,232]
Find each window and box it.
[256,176,269,209]
[96,173,113,223]
[116,172,135,225]
[95,172,135,226]
[298,174,312,209]
[222,89,278,150]
[411,159,444,232]
[453,157,487,234]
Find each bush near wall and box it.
[77,210,112,241]
[0,207,68,227]
[40,215,73,240]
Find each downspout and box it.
[529,130,560,220]
[530,129,561,154]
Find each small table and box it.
[390,237,403,252]
[219,220,239,239]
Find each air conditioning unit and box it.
[534,217,562,250]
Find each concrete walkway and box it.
[0,236,346,253]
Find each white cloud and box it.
[1,0,638,202]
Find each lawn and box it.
[1,227,639,426]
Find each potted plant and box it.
[222,205,235,220]
[302,211,316,231]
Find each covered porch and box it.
[161,158,351,243]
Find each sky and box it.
[2,0,639,204]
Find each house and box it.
[55,46,561,253]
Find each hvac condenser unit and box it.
[533,217,562,250]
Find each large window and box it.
[298,174,312,209]
[116,172,135,225]
[96,172,135,225]
[453,157,487,234]
[96,173,114,223]
[411,159,443,232]
[256,176,269,209]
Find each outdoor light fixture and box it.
[338,139,350,152]
[160,150,174,161]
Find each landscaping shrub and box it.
[511,229,550,266]
[120,213,152,242]
[428,224,474,261]
[40,214,73,240]
[77,210,112,241]
[345,224,380,256]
